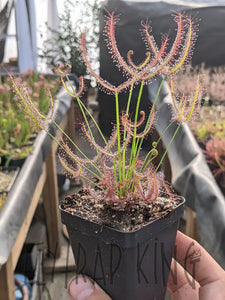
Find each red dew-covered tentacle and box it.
[82,124,132,158]
[136,107,155,138]
[55,63,71,76]
[139,12,186,81]
[167,16,198,74]
[138,14,194,81]
[107,126,118,149]
[81,20,138,93]
[115,75,140,92]
[104,11,137,76]
[136,175,159,202]
[81,31,135,94]
[127,50,151,70]
[121,111,146,129]
[133,164,155,179]
[146,173,159,201]
[146,177,159,201]
[60,138,98,165]
[135,35,169,81]
[61,75,84,98]
[140,20,159,58]
[81,32,117,93]
[54,62,85,98]
[172,95,187,122]
[163,13,186,67]
[122,108,155,138]
[105,10,167,82]
[58,153,82,179]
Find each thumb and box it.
[68,275,112,300]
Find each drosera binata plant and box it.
[11,11,202,211]
[10,11,203,299]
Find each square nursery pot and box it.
[60,196,185,300]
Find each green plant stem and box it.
[122,83,134,181]
[154,123,181,174]
[132,80,144,156]
[126,81,144,183]
[141,121,175,172]
[136,76,166,159]
[140,149,157,173]
[115,91,122,193]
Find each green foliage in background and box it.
[0,71,60,163]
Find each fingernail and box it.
[68,275,95,300]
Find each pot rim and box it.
[60,194,185,235]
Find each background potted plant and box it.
[0,106,33,167]
[12,11,201,300]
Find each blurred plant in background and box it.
[191,106,225,142]
[0,70,59,165]
[204,137,225,189]
[172,64,225,192]
[171,63,225,105]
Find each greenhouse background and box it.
[1,1,225,299]
[1,0,225,72]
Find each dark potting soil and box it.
[60,190,182,232]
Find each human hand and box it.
[68,275,111,300]
[167,231,225,299]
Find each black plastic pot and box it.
[60,196,185,300]
[0,155,26,168]
[7,157,26,168]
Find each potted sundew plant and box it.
[12,12,201,300]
